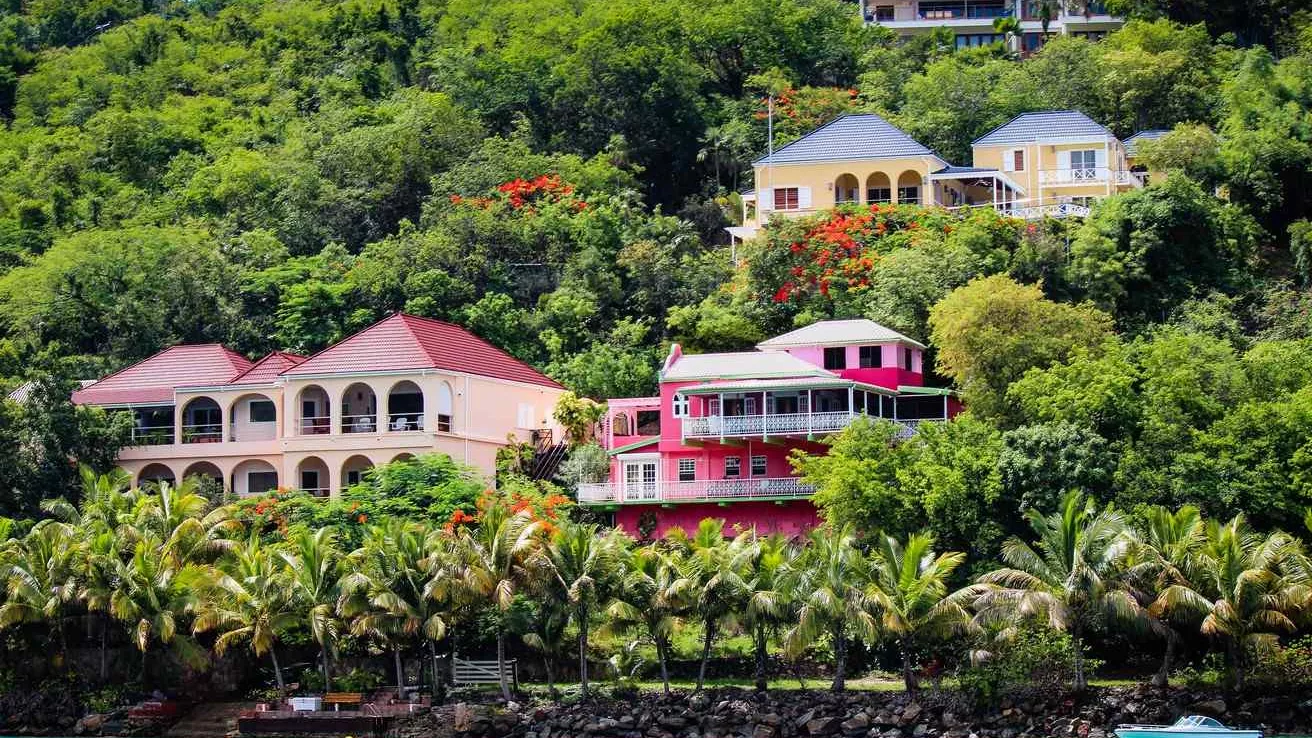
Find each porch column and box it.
[718,392,725,443]
[807,390,813,434]
[174,404,183,445]
[847,386,854,419]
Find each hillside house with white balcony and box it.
[579,319,961,537]
[731,109,1151,242]
[73,314,567,497]
[858,0,1123,53]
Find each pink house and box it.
[579,319,961,538]
[72,314,567,495]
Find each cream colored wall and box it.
[972,139,1135,205]
[749,156,941,227]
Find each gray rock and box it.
[806,716,842,736]
[1192,701,1227,717]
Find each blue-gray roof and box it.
[1124,129,1170,156]
[973,110,1116,147]
[754,113,939,165]
[934,165,998,175]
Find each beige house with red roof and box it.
[73,314,567,496]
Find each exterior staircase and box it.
[165,702,253,738]
[530,442,568,481]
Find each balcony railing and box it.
[386,413,425,431]
[917,4,1010,20]
[342,414,378,434]
[1039,168,1143,186]
[578,477,815,505]
[681,412,935,440]
[181,423,222,443]
[131,425,174,446]
[299,416,330,435]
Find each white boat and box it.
[1115,716,1262,738]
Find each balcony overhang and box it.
[675,377,898,397]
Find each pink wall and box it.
[782,343,922,389]
[614,500,821,539]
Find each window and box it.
[248,471,278,495]
[672,395,689,418]
[1003,149,1026,173]
[873,4,894,20]
[249,400,276,423]
[724,457,741,478]
[773,187,799,211]
[823,347,847,370]
[435,414,452,432]
[750,455,767,477]
[866,187,891,204]
[347,470,362,486]
[636,410,661,436]
[744,396,757,415]
[954,33,1005,48]
[859,346,882,369]
[300,470,320,491]
[897,185,920,205]
[517,403,534,429]
[678,458,696,482]
[1070,149,1097,171]
[903,348,914,371]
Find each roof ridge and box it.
[758,112,860,162]
[973,109,1113,145]
[80,344,249,392]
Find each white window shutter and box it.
[798,187,812,209]
[1057,150,1071,170]
[1003,150,1016,172]
[1095,148,1107,168]
[759,188,772,212]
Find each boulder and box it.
[1192,701,1227,717]
[806,716,842,736]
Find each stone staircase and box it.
[165,702,253,738]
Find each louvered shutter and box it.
[798,187,813,209]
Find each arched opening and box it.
[434,381,453,432]
[295,456,330,497]
[391,452,416,464]
[834,173,859,204]
[866,172,892,204]
[387,380,425,432]
[342,382,377,434]
[180,397,222,443]
[296,385,331,436]
[137,463,176,488]
[229,393,278,442]
[233,459,279,497]
[612,412,631,437]
[896,170,922,205]
[342,455,375,491]
[182,461,225,499]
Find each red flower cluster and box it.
[449,174,587,213]
[771,204,899,303]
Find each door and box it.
[622,460,659,501]
[300,470,320,493]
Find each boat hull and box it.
[1116,730,1262,738]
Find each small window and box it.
[823,347,847,370]
[867,187,891,204]
[903,348,914,371]
[859,346,881,369]
[750,455,767,477]
[773,187,800,211]
[874,4,894,20]
[678,459,696,482]
[1071,150,1097,170]
[672,395,689,418]
[636,410,661,436]
[1012,150,1025,172]
[744,396,757,415]
[346,470,362,486]
[249,400,276,423]
[435,414,452,432]
[248,471,278,495]
[613,413,632,436]
[897,186,920,205]
[724,457,741,478]
[300,470,320,491]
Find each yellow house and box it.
[730,110,1149,242]
[1123,129,1169,186]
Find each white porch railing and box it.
[681,411,939,439]
[1039,168,1143,187]
[1004,202,1091,220]
[578,477,815,505]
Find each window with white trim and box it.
[773,187,800,211]
[678,458,696,482]
[859,345,881,368]
[1071,149,1097,171]
[750,455,767,477]
[672,395,689,418]
[724,456,741,478]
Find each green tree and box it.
[540,521,623,698]
[605,543,688,694]
[281,527,344,690]
[196,536,299,690]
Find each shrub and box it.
[958,627,1095,703]
[1249,636,1312,690]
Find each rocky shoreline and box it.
[414,686,1312,738]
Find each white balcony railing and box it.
[1039,168,1143,187]
[681,412,935,440]
[577,477,815,505]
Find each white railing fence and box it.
[578,477,815,504]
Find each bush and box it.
[1249,637,1312,690]
[334,668,383,693]
[958,627,1095,703]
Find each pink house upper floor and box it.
[583,319,963,538]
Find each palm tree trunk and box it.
[695,620,716,692]
[656,638,671,695]
[100,615,110,682]
[831,628,847,692]
[428,642,440,697]
[1228,638,1245,691]
[393,647,405,699]
[577,605,590,699]
[753,624,768,692]
[271,648,286,691]
[321,648,332,692]
[1072,627,1087,692]
[901,638,920,694]
[1152,632,1175,688]
[496,627,511,701]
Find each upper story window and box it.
[613,413,632,436]
[636,410,661,436]
[249,400,276,423]
[823,347,847,370]
[903,348,914,371]
[1071,149,1097,171]
[873,4,894,20]
[859,346,882,369]
[678,458,696,482]
[750,455,767,477]
[724,456,742,478]
[1004,149,1026,172]
[773,187,800,211]
[671,395,689,418]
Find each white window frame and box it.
[724,456,742,478]
[750,455,767,477]
[672,395,689,418]
[677,458,696,482]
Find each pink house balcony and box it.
[680,411,934,440]
[578,477,815,505]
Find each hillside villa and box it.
[729,110,1162,242]
[72,314,567,496]
[578,319,961,537]
[859,0,1123,53]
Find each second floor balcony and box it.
[1039,167,1143,187]
[578,477,815,505]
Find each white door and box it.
[622,460,659,501]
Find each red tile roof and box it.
[280,313,564,389]
[228,351,307,386]
[72,345,254,406]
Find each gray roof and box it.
[662,351,832,382]
[934,165,999,175]
[754,114,939,166]
[973,110,1116,147]
[757,319,926,350]
[1124,129,1170,156]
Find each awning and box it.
[677,376,898,397]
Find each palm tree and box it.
[741,532,796,692]
[78,527,124,682]
[130,479,237,566]
[975,492,1142,691]
[1125,505,1206,687]
[605,543,689,695]
[109,536,211,681]
[281,527,344,691]
[520,596,570,697]
[0,520,81,664]
[675,519,750,692]
[992,15,1022,53]
[195,536,299,690]
[1154,514,1308,689]
[450,502,541,700]
[781,525,878,692]
[867,531,977,693]
[541,521,623,698]
[340,520,449,697]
